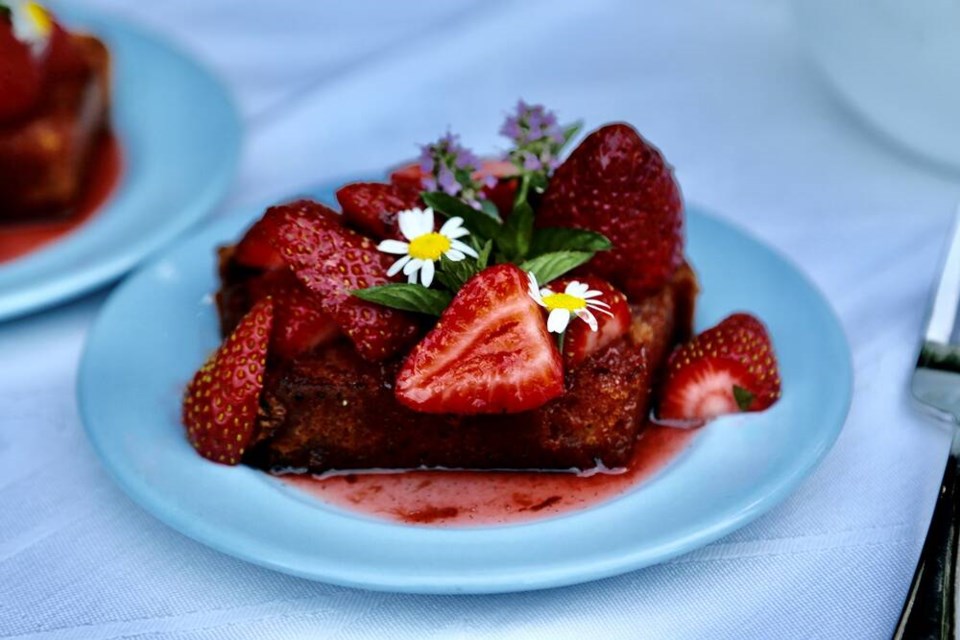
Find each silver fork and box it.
[896,209,960,639]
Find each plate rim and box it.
[77,194,853,594]
[0,5,242,322]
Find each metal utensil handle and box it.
[894,429,960,639]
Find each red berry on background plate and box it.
[336,182,422,240]
[658,312,781,421]
[396,263,564,414]
[550,276,631,368]
[183,297,274,465]
[263,200,421,361]
[537,123,683,299]
[0,20,43,122]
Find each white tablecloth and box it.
[3,1,959,638]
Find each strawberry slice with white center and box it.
[551,276,631,368]
[264,200,421,361]
[182,297,274,465]
[658,313,781,421]
[396,263,564,414]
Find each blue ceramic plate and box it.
[78,188,852,594]
[0,6,241,321]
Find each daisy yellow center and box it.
[541,292,587,312]
[408,232,451,261]
[25,2,52,36]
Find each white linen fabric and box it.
[3,0,958,637]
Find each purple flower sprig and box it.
[500,100,581,203]
[418,132,493,211]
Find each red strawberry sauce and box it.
[277,424,697,527]
[0,132,122,264]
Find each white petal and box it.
[588,301,614,317]
[575,309,598,332]
[378,239,410,255]
[450,239,478,258]
[581,289,604,299]
[528,274,545,305]
[420,259,436,287]
[439,216,464,237]
[444,249,466,261]
[415,208,433,237]
[407,270,418,284]
[565,281,589,297]
[398,209,422,240]
[587,299,611,309]
[446,226,471,239]
[540,287,554,298]
[386,255,411,277]
[547,308,571,333]
[403,258,423,275]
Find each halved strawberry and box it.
[551,276,631,368]
[246,268,338,359]
[396,263,563,414]
[233,200,340,270]
[264,200,421,361]
[537,124,683,299]
[658,313,781,421]
[182,297,274,465]
[388,158,518,215]
[0,20,43,122]
[336,181,422,240]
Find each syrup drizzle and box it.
[278,424,697,527]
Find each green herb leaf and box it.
[519,250,595,285]
[733,385,755,411]
[529,228,612,255]
[476,239,493,270]
[562,121,583,147]
[421,192,503,239]
[478,199,501,220]
[496,201,535,262]
[352,284,452,316]
[436,255,479,292]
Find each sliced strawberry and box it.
[336,181,422,240]
[658,313,781,421]
[46,22,85,76]
[183,297,274,465]
[246,268,339,359]
[233,200,340,270]
[550,276,631,368]
[264,200,421,361]
[537,123,683,299]
[396,263,563,414]
[389,158,518,215]
[0,20,43,122]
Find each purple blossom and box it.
[500,100,570,179]
[521,151,542,172]
[482,174,497,189]
[499,117,521,140]
[437,165,459,196]
[422,176,437,191]
[454,148,479,171]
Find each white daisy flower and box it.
[8,1,53,55]
[527,272,612,334]
[377,207,478,288]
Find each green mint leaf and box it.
[479,199,501,220]
[437,255,479,292]
[421,192,502,240]
[496,201,535,262]
[352,284,452,316]
[476,239,493,269]
[529,228,613,255]
[529,172,549,193]
[733,385,755,411]
[519,250,595,285]
[0,6,10,19]
[562,121,583,147]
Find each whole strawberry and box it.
[335,182,422,240]
[0,20,43,122]
[658,312,781,421]
[183,297,274,465]
[537,124,683,299]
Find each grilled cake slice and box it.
[217,248,697,473]
[0,33,110,220]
